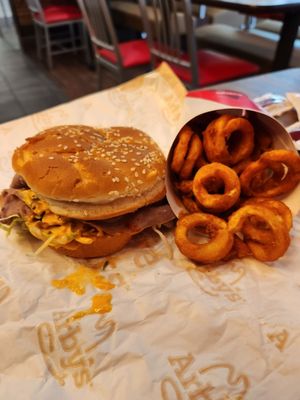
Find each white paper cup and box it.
[166,108,299,217]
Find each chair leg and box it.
[34,24,42,60]
[69,22,76,53]
[81,23,92,67]
[96,61,103,90]
[44,26,53,69]
[118,67,125,84]
[0,0,9,28]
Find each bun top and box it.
[12,125,166,218]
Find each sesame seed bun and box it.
[12,125,166,220]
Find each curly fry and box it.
[175,213,234,263]
[182,196,201,213]
[228,204,290,262]
[240,149,300,197]
[193,162,240,213]
[179,134,202,179]
[175,180,193,194]
[203,114,254,165]
[171,126,193,174]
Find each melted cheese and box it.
[42,213,66,226]
[69,294,112,320]
[19,190,49,215]
[52,265,115,320]
[18,190,103,247]
[52,265,115,295]
[26,221,76,246]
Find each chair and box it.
[139,0,260,89]
[195,21,300,69]
[0,0,11,28]
[77,0,151,88]
[26,0,87,69]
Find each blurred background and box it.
[1,0,300,124]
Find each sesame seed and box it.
[48,156,54,160]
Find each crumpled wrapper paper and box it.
[1,63,300,400]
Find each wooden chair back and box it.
[25,0,44,21]
[77,0,123,70]
[139,0,198,87]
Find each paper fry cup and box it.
[166,108,299,217]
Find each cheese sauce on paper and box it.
[52,265,115,319]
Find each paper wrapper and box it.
[166,107,300,217]
[1,63,300,400]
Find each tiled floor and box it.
[0,21,68,124]
[0,19,148,124]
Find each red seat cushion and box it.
[170,49,259,86]
[98,40,150,68]
[34,5,82,24]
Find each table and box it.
[207,67,300,98]
[193,0,300,71]
[204,67,300,128]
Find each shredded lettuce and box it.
[0,215,23,236]
[152,226,173,260]
[34,232,59,256]
[0,190,103,254]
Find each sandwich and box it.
[0,125,175,258]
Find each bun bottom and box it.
[55,231,132,258]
